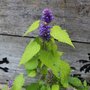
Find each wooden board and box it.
[0,35,38,84]
[0,0,90,88]
[0,35,90,84]
[0,0,90,42]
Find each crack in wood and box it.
[0,33,90,44]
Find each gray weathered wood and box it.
[0,0,90,89]
[0,0,90,42]
[0,35,39,84]
[0,35,90,84]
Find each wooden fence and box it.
[0,0,90,86]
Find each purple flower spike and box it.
[39,24,51,41]
[39,9,54,41]
[8,80,13,88]
[41,8,54,23]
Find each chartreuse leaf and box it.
[44,39,64,56]
[52,84,59,90]
[25,56,38,70]
[69,78,89,90]
[46,85,51,90]
[45,38,57,52]
[83,80,89,90]
[20,40,40,65]
[40,85,46,90]
[59,60,70,87]
[69,77,82,88]
[39,50,70,87]
[41,66,48,75]
[11,74,25,90]
[39,50,60,77]
[40,85,51,90]
[39,81,51,90]
[83,80,87,87]
[26,83,39,90]
[24,20,40,36]
[28,70,36,77]
[26,69,36,77]
[50,25,74,47]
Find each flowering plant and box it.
[2,9,89,90]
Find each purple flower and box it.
[39,24,51,40]
[41,8,54,23]
[39,9,54,41]
[8,80,13,88]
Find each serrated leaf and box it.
[24,20,40,36]
[50,25,74,47]
[11,74,25,90]
[20,40,40,65]
[25,56,38,70]
[39,50,70,87]
[39,50,61,77]
[52,84,59,90]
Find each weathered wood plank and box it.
[0,35,90,84]
[0,0,90,89]
[0,0,90,42]
[0,35,38,84]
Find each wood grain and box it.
[0,0,90,88]
[0,35,90,84]
[0,0,90,42]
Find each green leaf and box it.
[40,85,51,90]
[69,77,82,88]
[83,80,89,90]
[41,86,46,90]
[24,20,40,36]
[28,70,36,77]
[26,69,36,77]
[83,80,87,87]
[39,50,60,77]
[25,56,38,70]
[59,60,70,87]
[11,74,25,90]
[50,25,74,47]
[20,40,40,65]
[39,50,70,87]
[52,84,59,90]
[41,66,48,75]
[45,38,58,53]
[46,85,51,90]
[26,83,39,90]
[69,78,89,90]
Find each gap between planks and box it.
[0,33,90,44]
